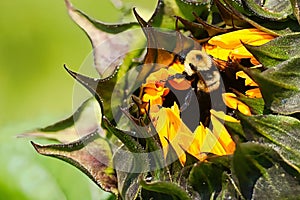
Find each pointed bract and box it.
[31,130,118,195]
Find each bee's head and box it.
[184,50,212,76]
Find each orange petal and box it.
[168,62,191,90]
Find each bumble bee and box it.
[183,50,220,93]
[171,50,223,128]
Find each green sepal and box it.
[193,12,231,37]
[184,151,199,167]
[176,16,208,40]
[31,130,118,195]
[119,106,167,174]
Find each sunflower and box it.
[28,1,300,199]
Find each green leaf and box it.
[238,114,300,171]
[19,98,101,143]
[252,162,300,199]
[233,143,300,200]
[31,130,118,195]
[241,0,292,20]
[140,179,191,200]
[244,56,300,114]
[224,120,246,140]
[245,33,300,68]
[116,170,140,200]
[222,0,296,35]
[149,0,210,29]
[188,157,232,200]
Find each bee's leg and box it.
[159,73,186,83]
[169,73,186,80]
[180,88,194,112]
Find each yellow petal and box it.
[151,103,194,165]
[236,71,258,86]
[223,93,252,115]
[145,68,169,83]
[210,109,239,123]
[201,128,227,155]
[222,93,238,109]
[168,62,184,73]
[188,123,206,156]
[230,46,254,59]
[187,123,220,161]
[211,115,236,154]
[208,28,274,48]
[230,39,272,62]
[203,43,231,61]
[246,88,262,98]
[237,102,251,116]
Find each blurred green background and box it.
[0,0,155,199]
